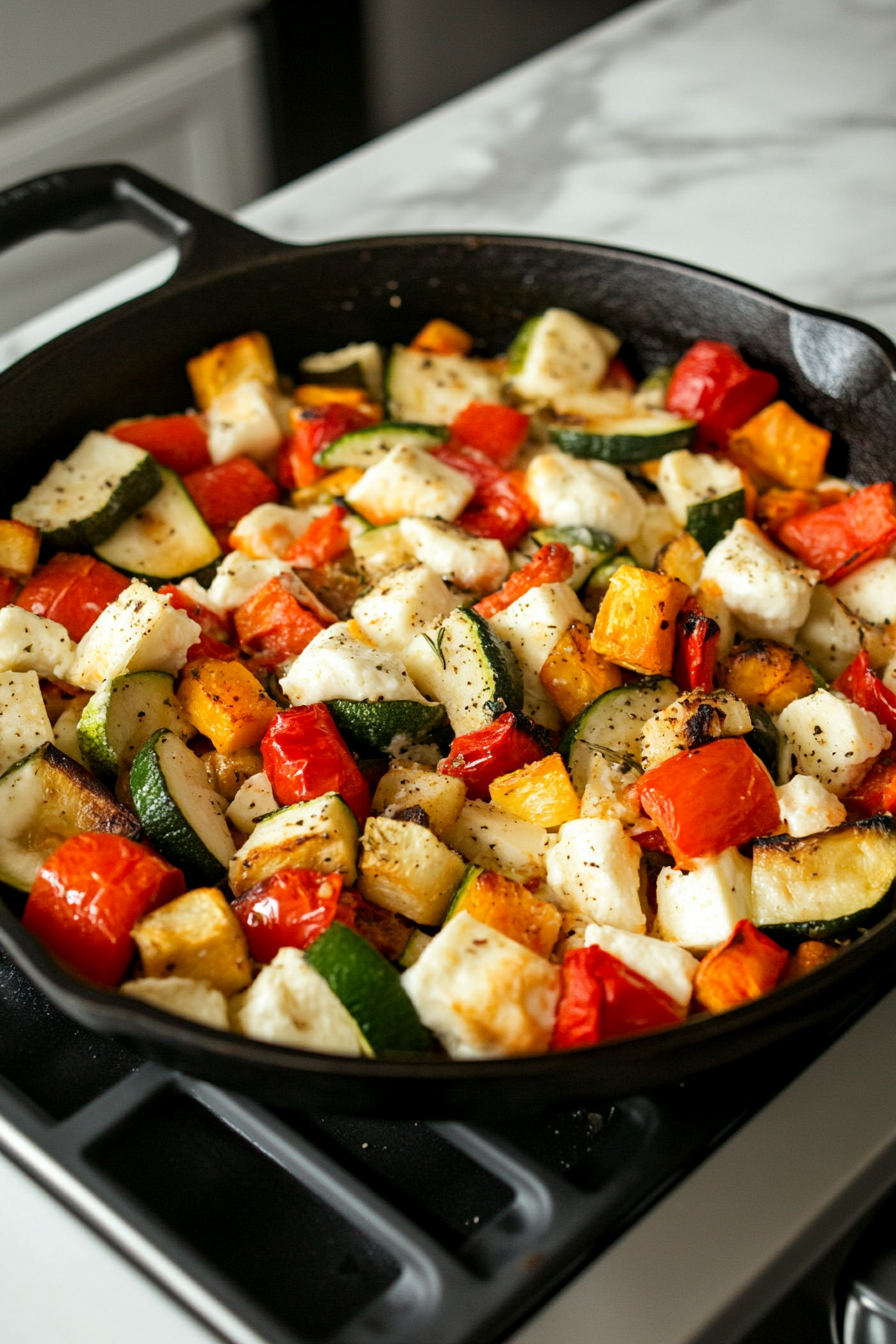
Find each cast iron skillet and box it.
[0,163,895,1119]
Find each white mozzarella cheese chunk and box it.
[401,911,560,1060]
[638,690,752,771]
[509,308,619,403]
[656,450,744,526]
[443,800,549,886]
[776,688,890,797]
[351,562,459,652]
[204,551,335,625]
[0,607,76,680]
[833,558,896,628]
[545,817,645,932]
[387,348,503,424]
[398,517,510,592]
[121,977,229,1029]
[175,576,228,619]
[229,502,317,559]
[583,924,698,1007]
[280,622,427,705]
[775,774,847,838]
[490,581,588,727]
[226,772,278,834]
[701,518,818,643]
[795,583,863,681]
[694,581,736,659]
[654,848,752,952]
[205,378,283,465]
[68,581,200,692]
[346,443,474,525]
[0,670,54,776]
[525,452,646,543]
[238,947,369,1054]
[629,501,681,569]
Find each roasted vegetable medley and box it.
[3,310,896,1059]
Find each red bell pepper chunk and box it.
[183,456,280,550]
[233,577,325,665]
[602,357,638,393]
[333,889,414,960]
[283,505,351,568]
[666,340,778,447]
[22,834,184,986]
[437,711,549,801]
[432,443,536,550]
[636,737,780,867]
[232,868,341,963]
[551,946,682,1050]
[16,552,129,642]
[777,483,896,584]
[672,597,721,693]
[261,704,370,827]
[277,403,374,489]
[450,402,530,467]
[474,542,575,619]
[693,919,788,1012]
[833,650,896,737]
[108,414,211,475]
[0,576,16,607]
[844,752,896,818]
[157,584,238,662]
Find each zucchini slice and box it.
[78,671,192,782]
[751,817,896,945]
[316,422,448,469]
[12,432,161,549]
[130,729,234,885]
[531,525,617,560]
[300,341,383,396]
[560,676,678,792]
[385,346,502,424]
[327,699,445,754]
[228,792,359,896]
[95,466,221,585]
[305,921,433,1055]
[550,412,697,463]
[403,607,523,735]
[0,742,140,891]
[686,489,746,554]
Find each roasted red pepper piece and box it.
[437,711,549,801]
[233,577,325,665]
[108,414,211,474]
[16,552,129,642]
[232,868,341,963]
[777,483,896,584]
[693,919,788,1012]
[450,402,530,467]
[333,889,414,960]
[183,456,280,550]
[672,597,721,693]
[158,583,238,662]
[551,947,604,1050]
[833,650,896,737]
[602,357,638,393]
[284,505,351,567]
[635,737,780,867]
[432,443,536,550]
[277,403,374,490]
[844,753,896,818]
[0,576,16,606]
[551,946,682,1050]
[474,542,575,620]
[22,834,184,986]
[261,704,370,827]
[666,340,778,447]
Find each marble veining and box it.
[1,0,895,373]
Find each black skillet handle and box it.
[0,162,291,286]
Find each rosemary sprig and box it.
[421,626,447,669]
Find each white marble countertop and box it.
[1,0,895,1340]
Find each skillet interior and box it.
[0,165,895,1116]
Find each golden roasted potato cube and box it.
[539,620,622,722]
[372,762,466,838]
[179,659,278,753]
[655,532,706,590]
[204,746,264,801]
[358,816,466,924]
[591,568,689,676]
[716,638,816,715]
[489,753,580,828]
[449,868,561,959]
[729,401,830,490]
[132,887,251,994]
[0,518,40,581]
[187,331,278,410]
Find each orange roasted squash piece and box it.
[186,331,278,410]
[590,567,689,676]
[490,753,580,828]
[728,401,830,490]
[179,658,279,753]
[539,621,622,721]
[693,919,788,1012]
[449,867,561,959]
[409,319,473,356]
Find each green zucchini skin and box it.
[95,467,221,585]
[130,728,231,885]
[443,863,481,923]
[78,670,189,782]
[316,421,448,469]
[560,676,677,791]
[686,489,745,553]
[532,525,617,560]
[745,704,779,775]
[305,921,433,1054]
[327,699,445,754]
[550,417,696,463]
[470,609,524,719]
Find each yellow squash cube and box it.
[0,518,40,581]
[539,620,622,722]
[187,331,278,410]
[590,567,689,676]
[448,867,561,959]
[490,753,581,828]
[716,638,816,715]
[179,659,278,753]
[729,400,830,490]
[132,887,251,994]
[655,532,706,590]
